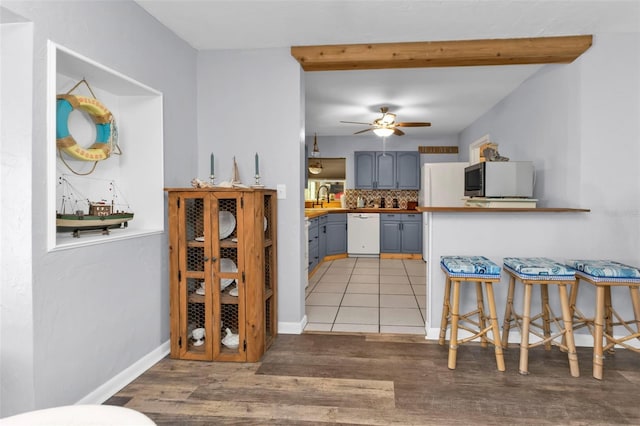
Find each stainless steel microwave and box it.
[464,161,534,198]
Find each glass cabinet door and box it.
[211,193,245,360]
[177,194,214,360]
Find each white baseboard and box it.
[278,315,307,334]
[76,340,170,405]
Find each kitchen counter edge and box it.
[415,207,590,213]
[304,208,419,218]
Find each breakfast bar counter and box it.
[416,207,590,213]
[419,206,600,346]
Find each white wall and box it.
[1,19,35,416]
[425,33,640,342]
[1,1,197,416]
[197,48,306,333]
[460,32,640,250]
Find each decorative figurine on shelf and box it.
[192,327,205,346]
[218,156,248,188]
[483,147,509,161]
[191,177,214,188]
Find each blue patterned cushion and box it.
[504,257,576,278]
[441,256,501,277]
[565,259,640,279]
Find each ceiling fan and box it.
[340,107,431,136]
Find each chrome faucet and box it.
[314,184,330,207]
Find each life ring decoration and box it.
[56,94,115,161]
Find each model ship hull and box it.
[56,213,134,232]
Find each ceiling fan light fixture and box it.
[380,113,396,125]
[373,127,394,137]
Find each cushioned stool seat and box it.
[439,256,504,371]
[502,257,579,377]
[565,259,640,380]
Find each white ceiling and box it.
[135,1,639,138]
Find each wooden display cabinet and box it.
[165,187,277,362]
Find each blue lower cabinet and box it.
[318,215,328,261]
[308,217,319,270]
[309,245,319,271]
[326,213,347,255]
[380,220,402,253]
[400,219,422,253]
[380,213,422,254]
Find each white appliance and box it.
[464,161,534,198]
[347,213,380,256]
[419,162,469,207]
[419,162,469,261]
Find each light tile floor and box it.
[305,257,427,334]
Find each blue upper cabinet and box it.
[375,152,396,189]
[354,151,376,189]
[354,151,419,190]
[396,151,420,190]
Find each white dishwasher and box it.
[347,213,380,257]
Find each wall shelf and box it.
[47,41,164,251]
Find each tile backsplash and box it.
[343,189,418,209]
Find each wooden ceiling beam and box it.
[291,35,593,71]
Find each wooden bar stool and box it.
[439,255,505,371]
[566,259,640,380]
[501,257,579,377]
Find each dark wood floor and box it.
[107,333,640,425]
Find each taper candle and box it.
[255,153,259,175]
[210,153,214,176]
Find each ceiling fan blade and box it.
[393,128,405,136]
[353,128,373,135]
[395,122,432,127]
[340,120,374,125]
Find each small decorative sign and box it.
[419,146,459,154]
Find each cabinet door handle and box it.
[211,256,218,262]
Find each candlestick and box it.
[210,153,215,176]
[255,153,259,176]
[252,174,264,188]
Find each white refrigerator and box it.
[419,162,469,207]
[419,162,469,260]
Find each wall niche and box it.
[47,41,164,251]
